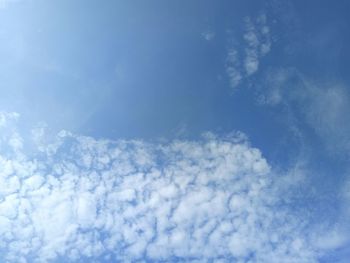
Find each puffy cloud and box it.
[226,13,272,88]
[0,112,327,262]
[226,49,243,89]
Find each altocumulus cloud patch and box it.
[0,112,324,262]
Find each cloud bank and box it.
[0,112,327,262]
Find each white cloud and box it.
[226,49,243,88]
[243,17,260,76]
[244,49,259,76]
[226,13,272,88]
[0,112,333,262]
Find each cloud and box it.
[258,68,350,158]
[226,13,272,88]
[257,68,350,259]
[0,112,332,262]
[226,49,243,89]
[202,30,215,41]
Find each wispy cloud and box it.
[0,112,331,262]
[202,30,215,41]
[226,13,272,88]
[259,68,350,156]
[256,68,350,256]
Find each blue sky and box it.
[0,0,350,262]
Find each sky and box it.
[0,0,350,262]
